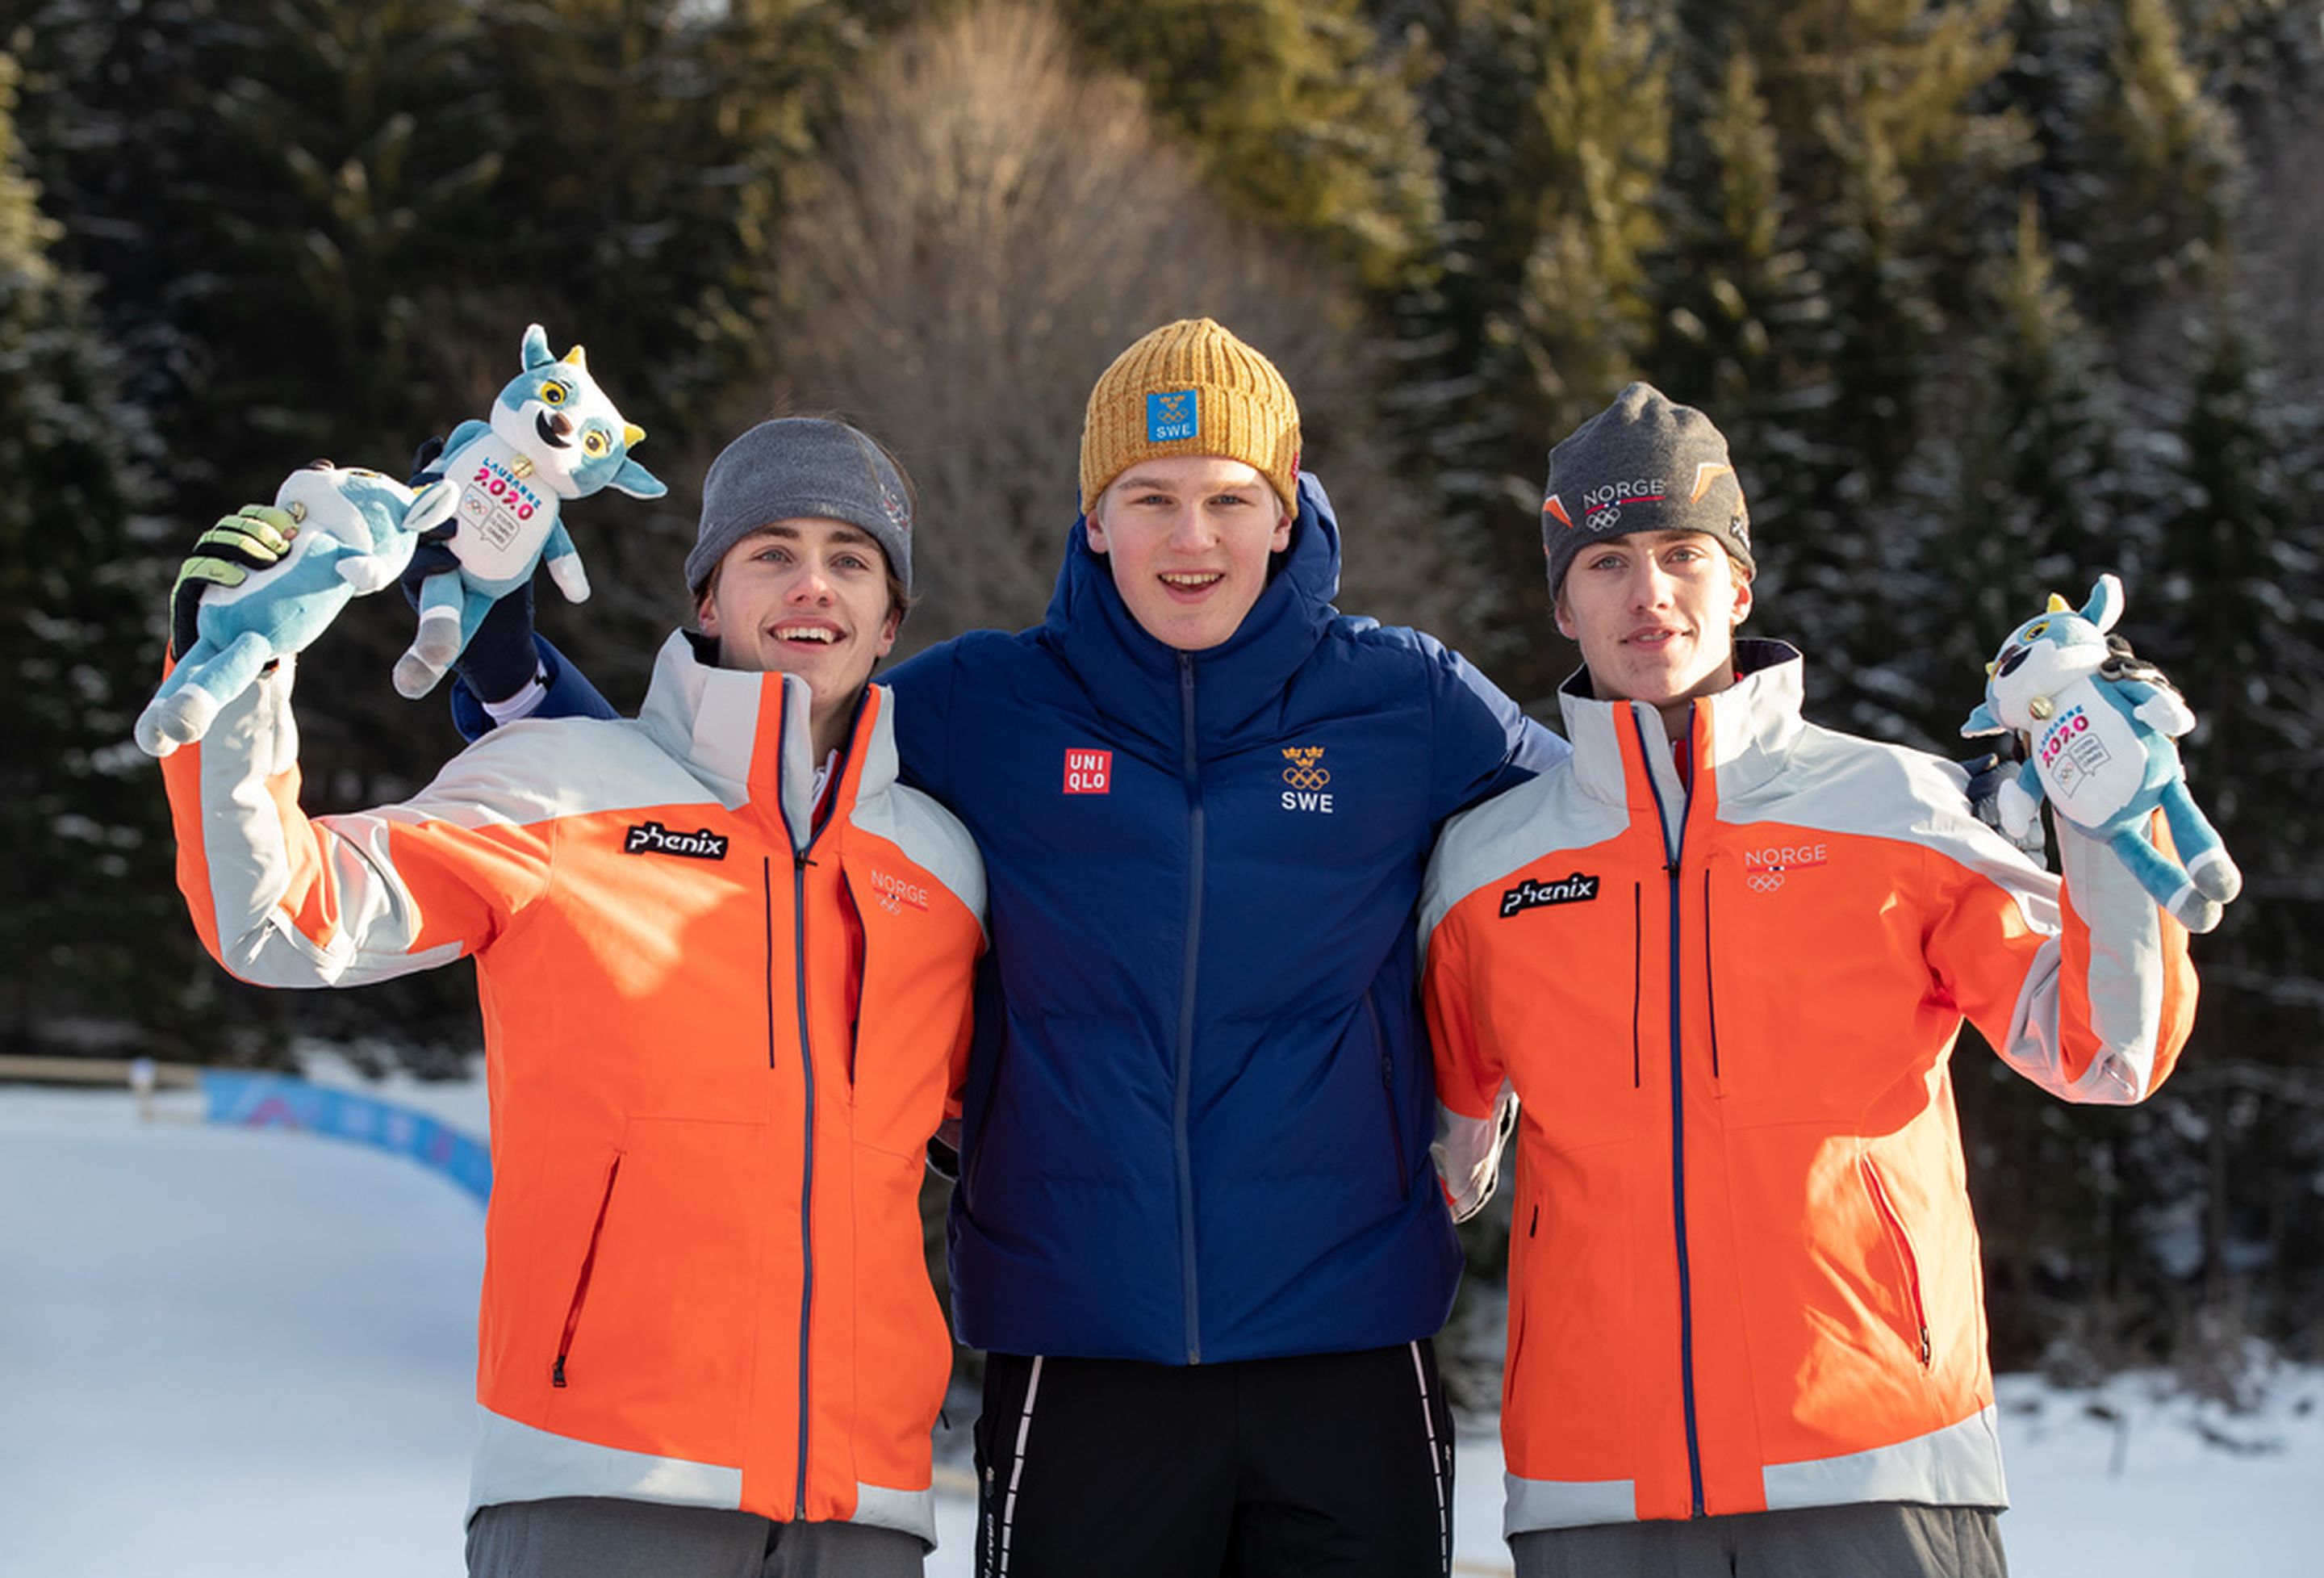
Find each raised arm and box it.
[1929,814,2197,1105]
[161,655,553,990]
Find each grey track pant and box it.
[466,1496,925,1578]
[1511,1501,2007,1578]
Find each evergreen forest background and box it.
[5,0,2321,1392]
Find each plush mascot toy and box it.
[135,463,453,756]
[392,323,666,697]
[1962,572,2241,931]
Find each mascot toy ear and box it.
[2079,571,2125,634]
[520,322,555,370]
[609,456,667,500]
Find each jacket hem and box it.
[467,1404,742,1518]
[1501,1407,2010,1537]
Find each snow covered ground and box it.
[3,1078,2318,1576]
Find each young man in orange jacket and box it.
[1419,385,2200,1577]
[161,420,986,1577]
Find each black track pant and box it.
[972,1342,1456,1578]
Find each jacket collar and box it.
[1556,638,1806,812]
[634,630,894,847]
[1040,472,1342,751]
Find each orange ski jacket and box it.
[162,631,986,1545]
[1419,642,2195,1537]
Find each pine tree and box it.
[179,0,508,454]
[1649,45,1818,429]
[5,1,518,793]
[1643,35,1832,666]
[1383,0,1670,698]
[2125,311,2324,1361]
[1,0,861,1061]
[1872,193,2123,746]
[2172,0,2324,146]
[470,0,872,433]
[1662,0,2027,730]
[2072,0,2243,336]
[0,49,208,1055]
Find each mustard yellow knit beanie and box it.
[1079,319,1302,514]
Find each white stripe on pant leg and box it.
[1411,1340,1450,1577]
[995,1355,1045,1577]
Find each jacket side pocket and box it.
[552,1154,622,1388]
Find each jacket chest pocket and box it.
[838,851,972,1160]
[1702,839,1929,1124]
[1491,881,1645,1155]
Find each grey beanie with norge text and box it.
[685,417,913,598]
[1540,383,1753,595]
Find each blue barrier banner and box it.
[199,1071,492,1204]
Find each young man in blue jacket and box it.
[883,322,1562,1576]
[215,320,1565,1574]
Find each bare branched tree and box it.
[764,0,1471,655]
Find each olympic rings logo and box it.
[1281,747,1331,791]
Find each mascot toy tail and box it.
[1962,572,2242,931]
[392,323,666,698]
[136,465,453,757]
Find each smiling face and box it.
[1084,456,1292,651]
[696,518,901,758]
[1555,529,1753,735]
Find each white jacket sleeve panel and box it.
[162,659,554,991]
[1736,733,2196,1109]
[1422,898,1516,1224]
[1924,811,2197,1107]
[1420,806,1519,1224]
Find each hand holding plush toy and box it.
[135,463,454,756]
[392,323,666,698]
[1962,573,2241,931]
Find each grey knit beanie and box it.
[1540,383,1753,595]
[685,418,913,597]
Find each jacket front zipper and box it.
[1175,654,1206,1363]
[788,847,817,1515]
[770,681,833,1521]
[1633,708,1706,1517]
[553,1155,623,1387]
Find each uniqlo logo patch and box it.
[1063,748,1114,794]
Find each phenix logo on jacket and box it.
[1418,641,2197,1537]
[161,632,986,1545]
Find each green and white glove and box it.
[169,505,298,662]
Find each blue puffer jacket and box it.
[885,475,1566,1365]
[458,475,1565,1366]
